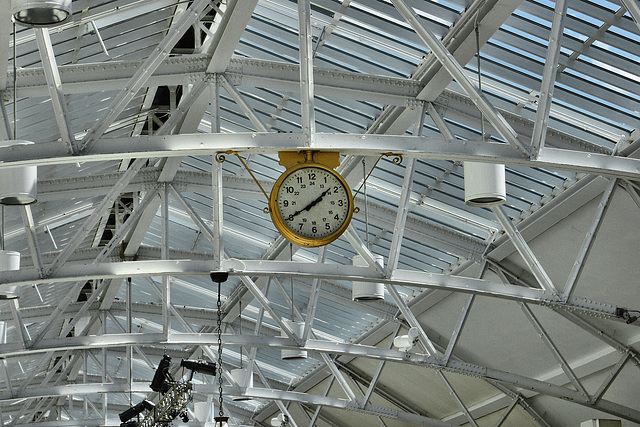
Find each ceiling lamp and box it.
[0,251,20,299]
[231,367,253,401]
[463,162,506,207]
[281,319,307,360]
[11,0,72,27]
[352,254,384,301]
[0,142,37,205]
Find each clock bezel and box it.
[269,162,354,247]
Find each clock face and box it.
[269,164,353,247]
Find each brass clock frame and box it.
[269,161,354,247]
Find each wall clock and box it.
[269,153,354,247]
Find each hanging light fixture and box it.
[11,0,72,27]
[280,318,307,360]
[352,254,385,301]
[281,247,307,360]
[210,272,229,427]
[463,161,506,207]
[232,300,253,401]
[0,143,37,206]
[464,22,506,208]
[0,250,20,299]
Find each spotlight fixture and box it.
[119,400,155,423]
[271,413,289,426]
[393,327,419,352]
[150,354,174,393]
[616,308,640,325]
[181,359,217,378]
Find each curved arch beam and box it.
[0,335,639,422]
[0,259,622,318]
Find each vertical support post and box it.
[302,247,326,342]
[161,184,171,338]
[298,0,315,145]
[530,0,568,158]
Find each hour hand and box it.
[290,189,330,219]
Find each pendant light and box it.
[0,250,20,299]
[463,21,505,208]
[12,0,72,27]
[281,244,307,360]
[210,272,229,427]
[231,300,253,401]
[0,142,37,205]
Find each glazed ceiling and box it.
[1,0,640,426]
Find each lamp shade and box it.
[0,142,37,205]
[231,368,253,401]
[12,0,72,27]
[0,251,20,299]
[352,254,385,301]
[281,319,307,360]
[463,161,506,207]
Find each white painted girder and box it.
[1,334,639,422]
[2,133,640,179]
[0,258,624,318]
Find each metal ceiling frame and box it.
[1,0,640,425]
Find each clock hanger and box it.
[215,149,403,247]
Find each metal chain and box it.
[216,280,224,418]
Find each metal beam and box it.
[529,0,568,158]
[0,258,624,319]
[4,134,640,180]
[33,29,77,155]
[78,0,213,153]
[491,206,559,296]
[390,0,529,157]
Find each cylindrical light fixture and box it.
[12,0,72,27]
[352,254,385,301]
[0,251,20,299]
[0,142,37,205]
[230,368,253,401]
[464,161,506,207]
[281,319,307,360]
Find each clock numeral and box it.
[286,186,295,193]
[283,200,289,207]
[296,177,303,183]
[298,223,304,230]
[312,226,318,233]
[338,200,343,206]
[325,223,330,230]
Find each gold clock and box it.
[269,160,354,247]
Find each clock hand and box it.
[289,188,331,219]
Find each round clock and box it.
[269,162,354,247]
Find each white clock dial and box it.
[270,164,354,247]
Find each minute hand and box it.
[290,188,331,219]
